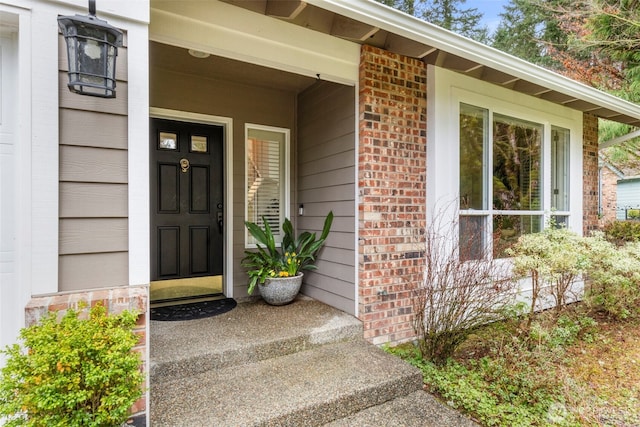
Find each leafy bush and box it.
[507,225,589,323]
[584,235,640,319]
[603,220,640,245]
[0,304,144,427]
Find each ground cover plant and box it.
[392,222,640,426]
[388,307,640,426]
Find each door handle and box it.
[217,211,223,234]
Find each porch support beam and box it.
[149,1,359,86]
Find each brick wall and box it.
[358,45,427,345]
[583,113,600,235]
[25,286,148,416]
[599,165,618,226]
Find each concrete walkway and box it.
[150,296,479,426]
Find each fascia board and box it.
[308,0,640,122]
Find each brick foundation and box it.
[25,286,149,417]
[358,45,427,345]
[583,113,600,235]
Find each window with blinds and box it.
[245,125,290,246]
[459,103,566,260]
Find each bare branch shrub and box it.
[413,208,516,364]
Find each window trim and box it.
[244,123,291,249]
[427,66,584,259]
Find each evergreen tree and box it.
[491,0,567,69]
[421,0,489,42]
[376,0,416,16]
[374,0,489,43]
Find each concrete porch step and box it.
[326,390,480,427]
[150,339,423,426]
[150,297,363,383]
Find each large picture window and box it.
[245,124,290,247]
[459,103,571,259]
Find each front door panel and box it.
[150,118,223,300]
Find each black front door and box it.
[150,118,224,301]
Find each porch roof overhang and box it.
[221,0,640,128]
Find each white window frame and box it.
[427,66,584,259]
[244,123,290,248]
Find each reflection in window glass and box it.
[493,115,542,211]
[493,215,542,258]
[551,127,570,211]
[460,104,488,210]
[460,215,486,261]
[246,126,288,245]
[159,132,177,150]
[191,135,208,153]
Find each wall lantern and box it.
[58,0,123,98]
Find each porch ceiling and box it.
[150,42,317,93]
[220,0,640,127]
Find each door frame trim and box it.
[149,108,234,297]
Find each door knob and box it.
[180,158,190,173]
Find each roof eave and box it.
[307,0,640,125]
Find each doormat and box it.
[150,298,237,321]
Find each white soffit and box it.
[149,0,360,86]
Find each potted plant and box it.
[242,211,333,305]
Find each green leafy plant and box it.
[603,220,640,245]
[507,224,590,323]
[0,304,144,427]
[242,211,333,294]
[584,234,640,319]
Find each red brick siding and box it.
[25,286,148,416]
[358,45,427,345]
[599,165,618,227]
[583,113,599,235]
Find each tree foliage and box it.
[420,0,489,42]
[374,0,489,42]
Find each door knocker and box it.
[180,158,190,173]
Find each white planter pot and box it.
[258,273,303,305]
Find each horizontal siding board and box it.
[298,184,355,203]
[59,218,128,255]
[298,134,355,164]
[303,272,354,298]
[60,145,128,183]
[298,167,355,190]
[299,216,353,234]
[315,247,355,267]
[298,115,354,146]
[298,151,355,176]
[59,72,128,115]
[301,285,355,316]
[59,252,129,291]
[60,109,128,149]
[298,201,354,217]
[298,83,354,115]
[60,182,128,218]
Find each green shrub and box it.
[507,225,590,323]
[0,304,144,427]
[584,235,640,319]
[603,220,640,245]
